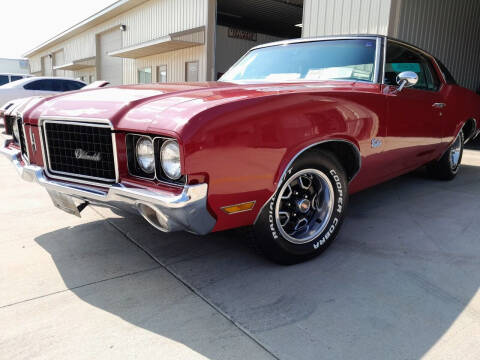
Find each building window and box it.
[185,61,199,82]
[157,65,167,83]
[138,67,152,84]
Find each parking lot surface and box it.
[1,128,480,359]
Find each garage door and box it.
[41,55,53,76]
[98,29,123,85]
[53,50,65,77]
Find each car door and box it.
[383,41,445,174]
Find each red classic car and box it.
[2,36,480,264]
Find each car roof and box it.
[250,34,435,59]
[0,73,31,77]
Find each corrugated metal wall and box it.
[28,0,209,83]
[215,25,285,76]
[302,0,392,37]
[393,0,480,91]
[126,45,206,83]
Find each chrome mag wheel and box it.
[450,133,463,170]
[275,169,334,245]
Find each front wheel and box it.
[427,131,464,180]
[253,151,348,265]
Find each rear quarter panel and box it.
[443,85,480,144]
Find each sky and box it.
[0,0,118,58]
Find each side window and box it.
[0,75,8,86]
[385,42,440,91]
[62,80,85,91]
[11,76,23,82]
[24,79,54,91]
[72,81,86,90]
[51,79,64,91]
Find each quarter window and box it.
[10,75,23,82]
[385,42,440,91]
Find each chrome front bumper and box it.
[0,139,216,235]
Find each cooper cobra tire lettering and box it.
[268,198,278,239]
[313,218,338,249]
[312,169,344,249]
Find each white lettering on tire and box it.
[268,199,278,239]
[313,169,344,249]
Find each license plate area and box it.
[47,190,81,217]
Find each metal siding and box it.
[394,0,480,91]
[302,0,392,37]
[98,29,123,85]
[27,0,209,84]
[126,45,206,84]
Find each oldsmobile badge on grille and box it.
[74,148,102,162]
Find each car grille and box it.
[4,114,14,135]
[17,118,28,160]
[43,121,116,182]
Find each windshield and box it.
[220,39,377,83]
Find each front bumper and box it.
[0,139,216,235]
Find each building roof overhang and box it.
[108,26,205,59]
[53,56,96,71]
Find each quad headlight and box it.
[12,119,20,144]
[135,137,155,174]
[161,140,181,180]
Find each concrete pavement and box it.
[1,126,480,359]
[0,133,275,360]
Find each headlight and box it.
[12,119,20,143]
[135,137,155,174]
[161,140,181,180]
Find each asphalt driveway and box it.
[1,127,480,359]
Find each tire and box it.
[252,150,348,265]
[427,131,464,181]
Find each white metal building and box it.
[25,0,480,92]
[0,58,30,74]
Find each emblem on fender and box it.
[75,148,101,162]
[371,138,382,148]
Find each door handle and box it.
[433,103,446,109]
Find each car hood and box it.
[27,81,370,135]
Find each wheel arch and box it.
[277,139,361,186]
[254,139,361,224]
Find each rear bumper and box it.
[0,139,216,235]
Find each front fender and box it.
[181,90,381,232]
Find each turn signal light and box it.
[221,201,256,214]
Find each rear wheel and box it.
[427,131,463,180]
[253,151,348,265]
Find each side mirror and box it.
[396,71,418,92]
